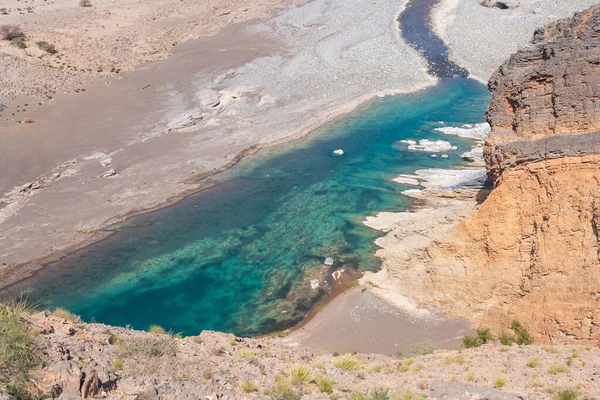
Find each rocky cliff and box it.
[373,5,600,344]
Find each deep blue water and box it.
[6,78,490,336]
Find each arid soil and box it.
[17,309,600,399]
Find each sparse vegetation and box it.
[499,320,532,346]
[526,357,539,368]
[332,353,362,370]
[264,376,302,400]
[493,378,506,389]
[241,380,258,393]
[317,376,335,393]
[36,41,57,54]
[0,298,41,398]
[511,320,533,345]
[398,358,414,372]
[408,342,436,355]
[548,363,570,375]
[52,307,79,322]
[551,388,581,400]
[115,335,178,376]
[111,359,123,370]
[463,328,492,348]
[148,325,166,334]
[370,387,389,400]
[0,24,24,40]
[289,365,313,385]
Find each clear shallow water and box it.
[7,79,489,336]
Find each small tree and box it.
[0,24,24,41]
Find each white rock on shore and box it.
[400,139,458,152]
[434,122,490,140]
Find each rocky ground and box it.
[3,307,599,399]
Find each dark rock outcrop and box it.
[484,6,600,181]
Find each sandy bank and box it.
[0,0,433,287]
[431,0,600,82]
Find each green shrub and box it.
[264,378,302,400]
[477,328,492,344]
[0,299,41,397]
[499,332,515,346]
[462,335,480,348]
[10,37,26,49]
[351,394,367,400]
[398,357,414,372]
[493,378,506,389]
[317,376,334,393]
[332,354,361,370]
[370,387,389,400]
[241,380,258,393]
[289,365,313,385]
[511,320,532,345]
[111,359,123,370]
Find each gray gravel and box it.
[433,0,600,82]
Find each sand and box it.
[284,287,471,355]
[431,0,600,82]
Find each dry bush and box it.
[0,24,24,41]
[115,335,178,377]
[79,0,92,7]
[36,41,57,54]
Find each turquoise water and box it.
[8,79,489,336]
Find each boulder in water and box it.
[332,149,344,156]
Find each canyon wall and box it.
[381,5,600,344]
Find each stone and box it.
[324,257,334,265]
[81,369,100,398]
[100,169,117,178]
[332,149,344,155]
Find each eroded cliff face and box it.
[379,6,600,344]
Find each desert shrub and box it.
[511,320,532,345]
[241,380,258,393]
[408,342,436,355]
[0,8,8,15]
[116,335,177,376]
[111,359,123,370]
[543,346,560,353]
[498,332,514,346]
[52,307,79,322]
[548,363,570,375]
[398,357,414,372]
[370,387,389,400]
[264,377,302,400]
[148,325,166,334]
[332,353,361,370]
[351,394,367,400]
[493,378,506,389]
[36,41,57,54]
[0,299,41,398]
[552,388,581,400]
[238,349,254,359]
[79,0,92,6]
[0,24,24,40]
[317,376,334,393]
[10,37,26,48]
[289,365,313,385]
[526,357,539,368]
